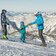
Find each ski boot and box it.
[3,34,8,39]
[40,43,47,47]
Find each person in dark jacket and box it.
[1,9,9,39]
[28,12,47,46]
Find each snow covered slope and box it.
[44,16,56,41]
[0,39,56,56]
[44,16,56,35]
[0,12,56,56]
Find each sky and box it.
[0,0,56,12]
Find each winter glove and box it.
[28,23,31,26]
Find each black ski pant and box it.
[38,30,46,44]
[2,24,7,35]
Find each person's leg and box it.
[2,25,5,39]
[20,34,23,42]
[39,30,46,46]
[5,25,8,39]
[23,34,26,43]
[3,25,8,39]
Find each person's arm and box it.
[25,25,28,28]
[6,17,10,25]
[20,28,24,30]
[20,26,25,30]
[1,14,3,25]
[28,19,37,25]
[30,20,37,25]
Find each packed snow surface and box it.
[0,38,56,56]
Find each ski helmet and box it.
[20,21,24,25]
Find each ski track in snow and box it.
[0,32,56,56]
[0,39,56,56]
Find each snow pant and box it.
[38,30,46,45]
[2,24,7,39]
[20,33,26,42]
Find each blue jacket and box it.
[30,14,44,30]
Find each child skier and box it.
[19,21,28,43]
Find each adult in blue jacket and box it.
[29,12,47,46]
